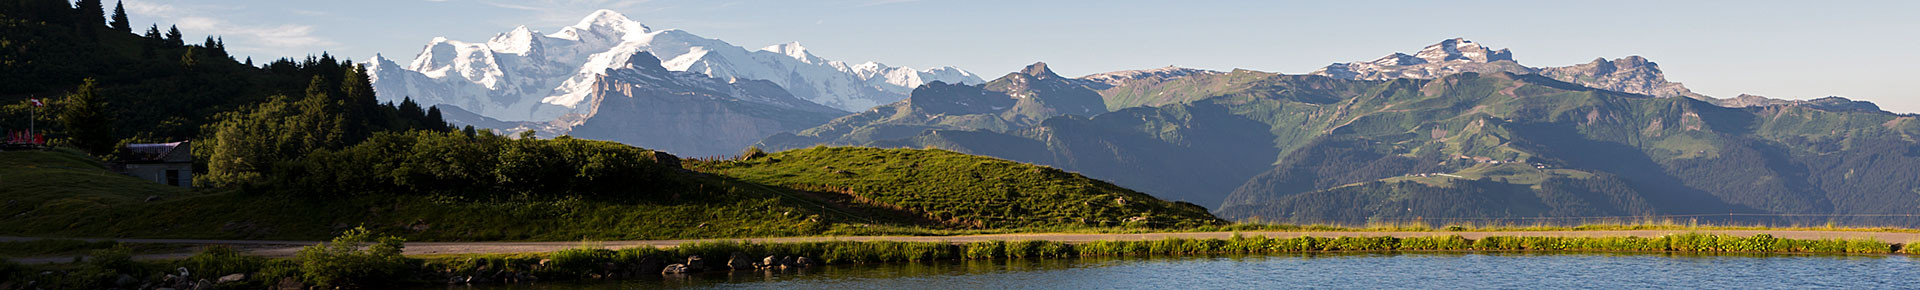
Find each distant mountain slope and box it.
[755,62,1109,151]
[1310,38,1709,100]
[367,9,983,121]
[763,62,1920,225]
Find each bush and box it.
[298,227,410,287]
[545,246,617,277]
[180,245,265,278]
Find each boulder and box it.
[760,256,778,269]
[217,273,245,283]
[114,274,138,286]
[728,252,755,270]
[273,277,305,290]
[685,256,705,271]
[795,256,814,267]
[662,264,689,275]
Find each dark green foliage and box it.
[72,0,103,37]
[276,130,680,200]
[55,78,114,155]
[297,227,408,287]
[163,25,180,46]
[179,245,265,278]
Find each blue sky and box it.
[121,0,1920,113]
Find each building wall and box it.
[125,163,193,188]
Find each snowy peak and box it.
[1413,38,1513,63]
[368,8,982,122]
[761,41,822,64]
[1077,66,1220,88]
[572,9,649,35]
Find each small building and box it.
[119,141,193,188]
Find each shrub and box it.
[545,246,617,277]
[297,227,410,287]
[181,245,265,278]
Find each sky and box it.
[119,0,1920,113]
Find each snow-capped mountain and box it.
[1310,38,1705,99]
[1076,66,1223,89]
[367,9,983,122]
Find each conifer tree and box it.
[109,1,130,32]
[165,25,183,46]
[74,0,105,28]
[144,24,160,39]
[425,106,444,129]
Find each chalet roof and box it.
[126,141,189,163]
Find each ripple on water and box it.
[488,252,1920,289]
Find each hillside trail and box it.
[7,229,1918,264]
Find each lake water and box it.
[488,252,1920,289]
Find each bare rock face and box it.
[1539,56,1707,99]
[1315,38,1530,81]
[1715,94,1885,113]
[1313,38,1706,100]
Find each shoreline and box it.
[7,229,1919,264]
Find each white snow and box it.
[367,9,983,122]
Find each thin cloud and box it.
[122,1,339,58]
[478,0,663,28]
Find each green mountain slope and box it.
[756,62,1108,151]
[766,65,1920,226]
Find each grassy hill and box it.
[692,146,1221,229]
[0,138,1222,240]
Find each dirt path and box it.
[8,230,1918,264]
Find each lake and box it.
[477,252,1919,289]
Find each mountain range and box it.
[365,10,982,156]
[754,38,1920,226]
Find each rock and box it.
[685,256,705,271]
[447,276,466,285]
[728,252,756,270]
[217,273,245,283]
[761,256,778,269]
[795,256,814,267]
[195,279,213,289]
[145,195,162,202]
[662,264,689,275]
[115,274,138,286]
[273,277,305,290]
[538,258,554,268]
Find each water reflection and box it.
[452,252,1920,289]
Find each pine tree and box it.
[109,1,130,32]
[398,97,424,122]
[58,78,116,155]
[425,106,444,129]
[74,0,105,39]
[144,24,160,39]
[74,0,104,26]
[165,25,183,46]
